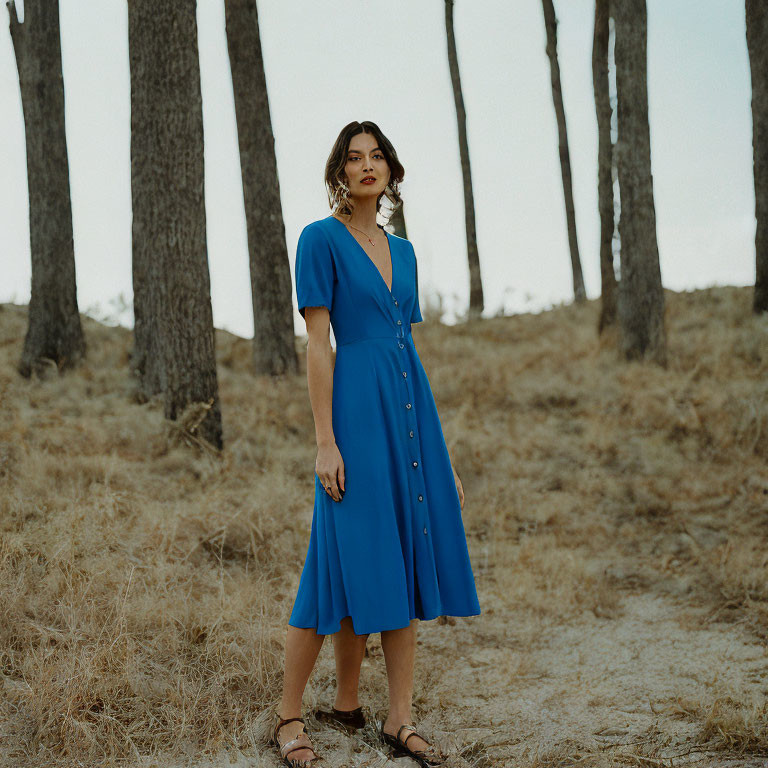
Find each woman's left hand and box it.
[451,464,464,510]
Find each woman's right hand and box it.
[316,441,345,502]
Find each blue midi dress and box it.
[289,214,481,635]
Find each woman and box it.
[273,121,481,768]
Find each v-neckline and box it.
[331,215,395,296]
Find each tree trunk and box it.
[746,0,768,314]
[224,0,298,375]
[128,0,223,449]
[593,0,618,332]
[9,0,85,378]
[445,0,483,319]
[613,0,666,365]
[542,0,587,304]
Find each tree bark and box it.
[445,0,483,319]
[224,0,298,374]
[9,0,85,378]
[542,0,586,303]
[613,0,666,365]
[128,0,223,449]
[593,0,618,332]
[746,0,768,314]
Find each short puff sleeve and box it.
[295,224,336,320]
[410,246,423,325]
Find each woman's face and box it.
[343,132,391,200]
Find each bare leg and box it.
[277,625,325,764]
[332,616,369,710]
[380,619,430,752]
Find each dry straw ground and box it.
[1,286,767,768]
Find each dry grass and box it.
[0,285,767,767]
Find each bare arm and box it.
[304,306,345,501]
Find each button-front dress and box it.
[289,215,481,635]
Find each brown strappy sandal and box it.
[273,716,322,767]
[380,722,446,767]
[314,705,366,733]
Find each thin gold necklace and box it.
[344,220,381,246]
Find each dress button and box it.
[418,494,423,501]
[394,299,398,305]
[397,319,402,325]
[406,403,411,409]
[402,371,407,378]
[423,527,428,535]
[409,430,414,438]
[398,343,404,349]
[412,461,418,468]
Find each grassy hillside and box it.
[1,286,766,767]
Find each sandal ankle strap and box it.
[274,715,306,743]
[277,716,305,728]
[397,723,418,743]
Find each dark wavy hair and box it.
[325,121,405,226]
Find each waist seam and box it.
[337,334,411,348]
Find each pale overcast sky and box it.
[0,0,755,338]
